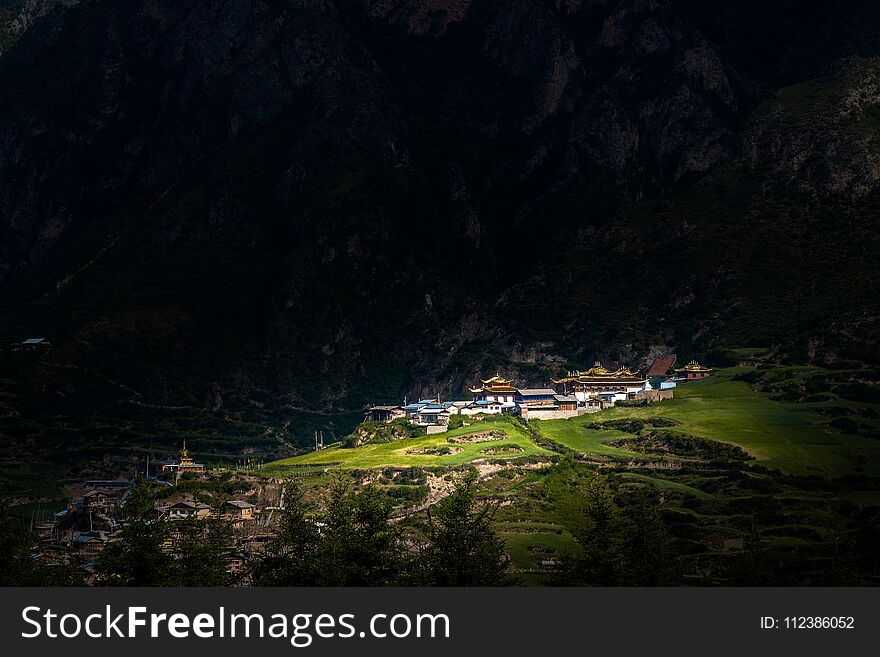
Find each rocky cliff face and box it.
[1,0,879,450]
[0,0,77,55]
[744,58,880,198]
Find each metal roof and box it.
[517,388,557,396]
[74,535,103,543]
[168,501,212,509]
[647,356,677,376]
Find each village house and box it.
[516,389,583,420]
[515,388,558,407]
[240,532,274,556]
[403,399,436,418]
[33,510,69,542]
[462,375,518,415]
[414,404,451,434]
[84,480,134,492]
[582,398,609,412]
[71,532,108,559]
[160,500,214,520]
[647,356,678,390]
[637,389,675,403]
[363,405,406,423]
[456,399,494,416]
[554,394,579,411]
[223,500,257,525]
[81,488,125,514]
[9,337,52,352]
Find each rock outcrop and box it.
[744,58,880,198]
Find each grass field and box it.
[537,368,880,477]
[265,367,880,478]
[502,528,576,573]
[617,472,719,500]
[263,418,553,473]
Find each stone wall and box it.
[522,408,580,421]
[642,389,674,403]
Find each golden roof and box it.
[552,361,642,384]
[675,360,713,373]
[469,373,516,394]
[480,373,512,385]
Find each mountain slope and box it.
[0,0,878,461]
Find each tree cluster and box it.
[554,476,678,586]
[251,473,510,586]
[90,472,511,587]
[0,497,84,586]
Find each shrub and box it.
[733,370,762,385]
[829,417,862,434]
[703,348,740,367]
[588,417,681,433]
[834,383,880,404]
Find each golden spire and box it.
[179,440,193,466]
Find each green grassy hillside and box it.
[162,363,880,584]
[266,366,880,478]
[264,416,553,473]
[541,369,880,477]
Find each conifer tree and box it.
[95,479,174,586]
[418,471,510,586]
[173,515,237,586]
[315,478,406,586]
[249,479,320,586]
[0,496,42,585]
[620,493,676,585]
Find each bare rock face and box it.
[480,0,580,123]
[364,0,472,37]
[0,0,406,282]
[743,58,880,197]
[0,0,78,55]
[0,0,746,288]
